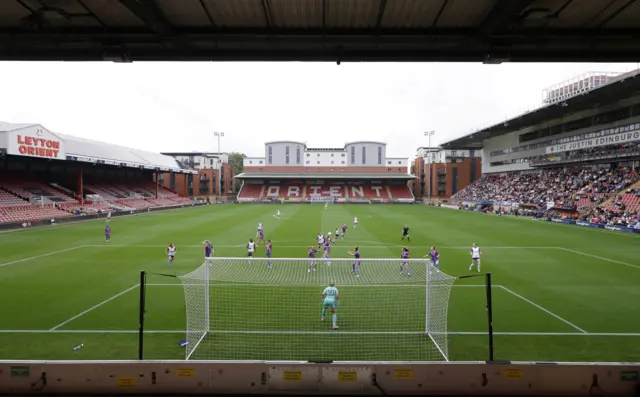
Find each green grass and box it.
[0,204,639,362]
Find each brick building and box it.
[412,147,481,200]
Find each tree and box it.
[227,152,246,176]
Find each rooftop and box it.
[235,172,415,180]
[2,0,640,62]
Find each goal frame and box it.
[179,257,455,362]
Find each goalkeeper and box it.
[321,281,339,329]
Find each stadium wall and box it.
[1,361,639,395]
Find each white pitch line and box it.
[559,248,640,270]
[1,329,639,336]
[499,286,588,334]
[145,283,492,288]
[49,284,139,331]
[0,246,86,268]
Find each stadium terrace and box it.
[235,141,415,203]
[441,69,640,232]
[0,121,196,228]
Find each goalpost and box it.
[180,258,455,362]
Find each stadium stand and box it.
[443,69,640,231]
[0,122,196,226]
[235,142,414,204]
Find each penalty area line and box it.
[558,247,640,270]
[0,330,639,336]
[49,284,139,331]
[0,245,86,268]
[499,285,587,334]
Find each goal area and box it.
[179,257,456,362]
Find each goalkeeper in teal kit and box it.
[321,281,339,329]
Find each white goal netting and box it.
[180,258,455,362]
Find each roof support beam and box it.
[478,0,537,35]
[261,0,273,28]
[375,0,387,30]
[118,0,176,36]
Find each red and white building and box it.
[236,141,415,203]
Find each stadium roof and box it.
[236,172,415,180]
[0,122,195,174]
[2,0,640,62]
[442,70,640,150]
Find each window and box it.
[296,146,301,164]
[362,146,366,163]
[306,160,310,164]
[285,146,290,165]
[268,146,272,164]
[317,161,320,164]
[377,146,382,165]
[398,161,401,165]
[306,153,310,157]
[331,161,334,164]
[259,160,263,164]
[388,161,392,165]
[331,153,334,157]
[341,153,346,157]
[351,146,355,164]
[317,153,320,157]
[249,160,253,164]
[341,161,345,164]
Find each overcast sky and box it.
[0,62,637,159]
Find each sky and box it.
[0,61,638,159]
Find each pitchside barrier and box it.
[0,361,639,394]
[0,202,207,231]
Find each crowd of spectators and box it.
[453,166,640,228]
[453,168,590,207]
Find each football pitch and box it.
[0,204,639,362]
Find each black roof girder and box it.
[3,47,640,62]
[118,0,176,36]
[478,0,538,35]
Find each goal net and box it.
[180,258,455,362]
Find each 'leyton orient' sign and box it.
[545,130,640,154]
[16,135,61,158]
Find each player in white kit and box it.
[469,243,481,272]
[317,233,324,247]
[166,243,177,267]
[327,231,333,242]
[353,216,358,229]
[257,221,263,237]
[276,210,280,218]
[247,239,255,258]
[106,211,111,223]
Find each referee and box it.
[401,225,410,242]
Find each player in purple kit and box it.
[426,246,440,272]
[266,239,273,269]
[308,246,318,272]
[348,247,361,277]
[400,247,411,276]
[257,229,265,247]
[341,224,347,239]
[105,225,111,242]
[323,237,331,266]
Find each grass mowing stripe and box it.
[49,284,139,330]
[499,286,587,333]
